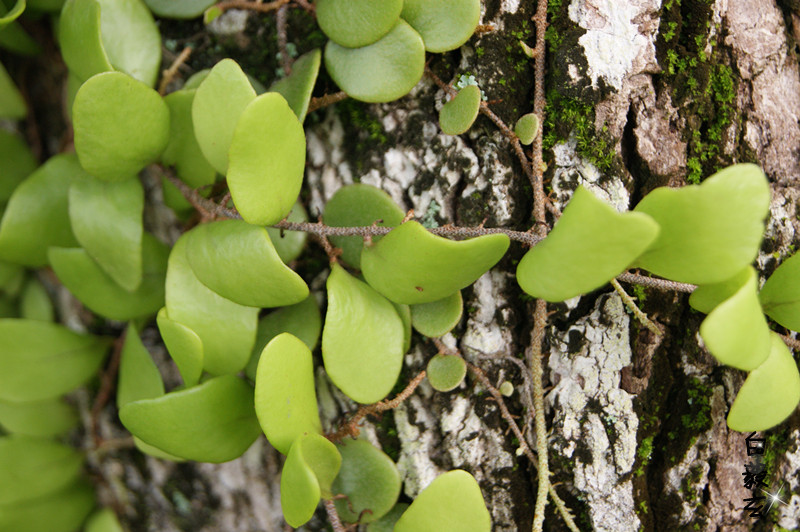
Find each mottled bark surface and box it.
[5,0,800,530]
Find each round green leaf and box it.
[19,278,54,322]
[0,479,95,532]
[0,60,25,119]
[0,129,35,203]
[332,439,401,523]
[85,508,124,532]
[394,470,491,532]
[699,267,771,371]
[269,48,321,122]
[0,435,83,505]
[0,154,84,267]
[185,219,308,308]
[322,264,405,404]
[393,301,412,354]
[689,267,751,314]
[517,186,660,302]
[267,200,309,264]
[116,323,164,409]
[0,398,78,437]
[165,233,258,376]
[366,503,409,532]
[727,332,800,432]
[59,0,112,82]
[245,295,321,380]
[401,0,480,53]
[69,175,144,290]
[514,113,539,145]
[227,92,306,225]
[411,291,462,337]
[73,72,170,181]
[324,20,425,103]
[119,375,261,463]
[192,59,256,175]
[426,353,466,392]
[323,183,405,269]
[316,0,402,48]
[759,252,800,331]
[281,433,342,528]
[0,319,109,402]
[362,221,510,305]
[161,89,216,190]
[633,163,770,284]
[156,307,204,387]
[439,85,481,135]
[47,234,168,321]
[255,333,321,455]
[143,0,215,18]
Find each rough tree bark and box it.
[5,0,800,531]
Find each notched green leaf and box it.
[281,433,342,527]
[759,252,800,331]
[156,307,204,387]
[117,322,164,408]
[514,113,539,145]
[439,85,481,135]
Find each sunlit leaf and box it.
[0,154,84,267]
[185,219,308,308]
[517,186,659,302]
[316,0,402,48]
[119,375,261,463]
[633,163,770,284]
[281,433,342,527]
[699,267,771,371]
[362,221,509,304]
[143,0,215,18]
[393,301,412,353]
[59,0,112,82]
[266,200,309,264]
[759,252,800,331]
[270,49,321,122]
[0,398,77,437]
[400,0,481,53]
[395,470,491,532]
[322,264,405,404]
[0,0,26,27]
[0,129,35,203]
[439,85,481,135]
[0,62,25,119]
[156,307,203,387]
[161,89,216,192]
[255,333,321,455]
[19,278,53,322]
[85,508,124,532]
[117,322,164,408]
[0,319,109,402]
[727,332,800,431]
[325,20,425,103]
[0,479,95,532]
[514,113,539,145]
[192,59,256,175]
[0,435,82,505]
[689,267,751,314]
[426,353,466,392]
[227,92,306,225]
[410,291,462,337]
[332,439,401,523]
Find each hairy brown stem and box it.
[159,47,192,96]
[276,4,292,76]
[617,272,696,293]
[611,278,663,335]
[324,499,347,532]
[307,91,349,113]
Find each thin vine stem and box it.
[323,499,347,532]
[611,278,663,335]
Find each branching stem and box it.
[159,47,192,96]
[611,278,663,335]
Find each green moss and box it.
[680,377,713,432]
[543,93,615,172]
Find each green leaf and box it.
[0,261,23,290]
[633,163,770,284]
[316,0,402,48]
[269,49,321,122]
[59,0,161,86]
[0,479,95,532]
[245,295,321,380]
[69,175,144,290]
[73,72,170,181]
[0,154,83,267]
[323,183,405,269]
[0,61,25,118]
[0,435,83,505]
[401,0,481,53]
[0,0,26,27]
[514,113,539,145]
[361,221,510,305]
[516,186,659,302]
[165,232,258,376]
[0,293,15,318]
[85,508,124,532]
[393,301,412,353]
[227,92,306,225]
[143,0,215,18]
[332,439,401,523]
[266,200,309,264]
[689,267,751,314]
[254,333,321,455]
[281,433,342,527]
[324,20,425,103]
[161,89,216,190]
[0,129,35,203]
[439,85,481,135]
[322,264,405,404]
[119,375,261,463]
[26,0,65,11]
[410,291,462,337]
[426,353,466,392]
[185,219,308,308]
[192,59,256,175]
[366,503,409,532]
[19,278,54,322]
[394,470,491,532]
[699,267,771,371]
[0,319,109,402]
[0,398,78,437]
[727,332,800,432]
[156,307,203,387]
[117,323,164,408]
[759,252,800,331]
[48,234,168,321]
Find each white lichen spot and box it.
[395,396,442,498]
[462,271,512,356]
[551,137,630,211]
[207,9,248,35]
[777,429,800,529]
